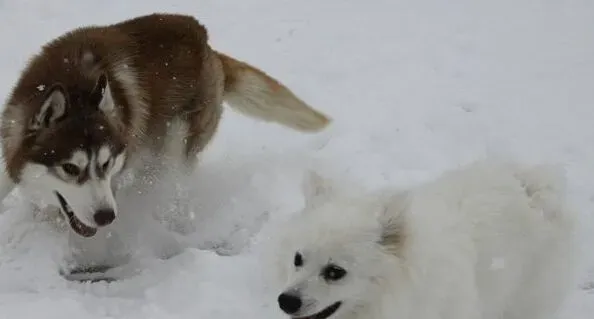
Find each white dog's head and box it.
[275,172,408,319]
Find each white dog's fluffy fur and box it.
[270,161,578,319]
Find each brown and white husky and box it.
[0,13,330,238]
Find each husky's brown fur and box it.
[0,13,330,196]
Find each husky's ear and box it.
[301,170,334,208]
[29,85,67,130]
[89,72,114,113]
[377,191,409,255]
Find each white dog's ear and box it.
[302,170,333,208]
[377,191,409,255]
[29,84,68,131]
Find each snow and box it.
[0,0,593,318]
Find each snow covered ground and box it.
[0,0,593,317]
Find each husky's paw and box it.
[59,264,117,283]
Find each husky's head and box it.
[275,172,408,319]
[19,70,127,237]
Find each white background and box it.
[0,0,592,318]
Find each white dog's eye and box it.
[61,163,81,177]
[322,264,346,281]
[294,252,304,267]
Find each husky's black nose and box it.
[278,292,302,314]
[94,208,115,226]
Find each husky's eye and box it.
[322,264,346,281]
[294,252,304,267]
[61,163,81,176]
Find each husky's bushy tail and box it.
[216,51,330,132]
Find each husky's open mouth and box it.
[293,302,342,319]
[54,191,97,237]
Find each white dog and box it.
[271,161,578,319]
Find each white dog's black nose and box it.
[278,293,302,314]
[94,208,115,226]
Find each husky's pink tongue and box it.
[55,191,97,237]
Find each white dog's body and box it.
[272,161,578,319]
